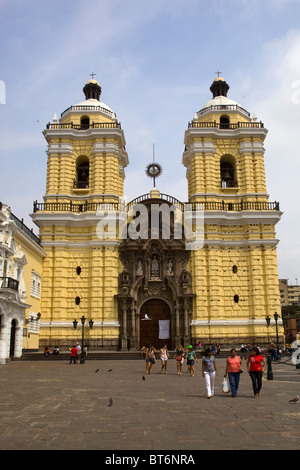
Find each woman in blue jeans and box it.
[224,349,243,397]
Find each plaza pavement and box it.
[0,355,299,452]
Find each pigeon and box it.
[289,395,299,403]
[95,369,99,373]
[108,369,112,372]
[108,398,113,407]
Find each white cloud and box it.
[240,29,300,279]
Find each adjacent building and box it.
[279,279,300,306]
[0,203,46,359]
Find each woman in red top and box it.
[69,345,78,364]
[246,347,266,398]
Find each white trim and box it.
[40,240,121,249]
[43,128,127,148]
[47,143,73,155]
[239,141,265,154]
[202,239,279,247]
[31,210,125,227]
[191,318,283,327]
[40,320,120,328]
[184,127,268,146]
[190,192,270,199]
[42,193,123,201]
[202,210,282,226]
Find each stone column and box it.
[121,299,128,350]
[175,302,180,345]
[183,298,190,347]
[130,300,137,350]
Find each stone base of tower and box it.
[191,324,285,348]
[38,327,120,351]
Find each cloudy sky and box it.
[1,0,300,281]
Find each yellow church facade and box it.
[31,76,284,350]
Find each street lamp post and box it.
[73,315,94,364]
[265,316,273,380]
[274,312,280,361]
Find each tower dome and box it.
[198,76,250,118]
[209,76,229,98]
[60,76,117,120]
[83,78,101,101]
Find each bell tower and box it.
[182,76,284,345]
[32,78,129,349]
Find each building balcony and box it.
[189,201,280,211]
[0,277,19,291]
[221,180,239,189]
[188,121,264,129]
[73,179,89,189]
[46,121,121,130]
[33,201,121,213]
[33,197,280,214]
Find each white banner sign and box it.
[159,320,170,339]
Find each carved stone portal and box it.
[115,197,194,350]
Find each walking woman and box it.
[246,346,266,398]
[224,348,243,397]
[145,346,156,375]
[186,345,198,376]
[174,344,185,375]
[202,347,218,398]
[160,345,170,374]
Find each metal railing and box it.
[46,121,121,130]
[0,277,19,291]
[73,180,89,189]
[9,212,41,246]
[196,104,251,117]
[33,201,120,213]
[127,193,184,210]
[221,180,239,188]
[33,198,280,213]
[188,121,264,129]
[61,104,116,118]
[189,201,280,211]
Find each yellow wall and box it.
[31,80,284,349]
[12,229,45,350]
[183,105,283,344]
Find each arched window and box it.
[220,156,237,188]
[80,116,90,129]
[74,157,89,189]
[220,115,230,129]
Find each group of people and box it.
[43,346,59,357]
[69,343,88,363]
[142,344,266,399]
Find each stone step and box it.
[17,349,233,361]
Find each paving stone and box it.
[0,357,299,451]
